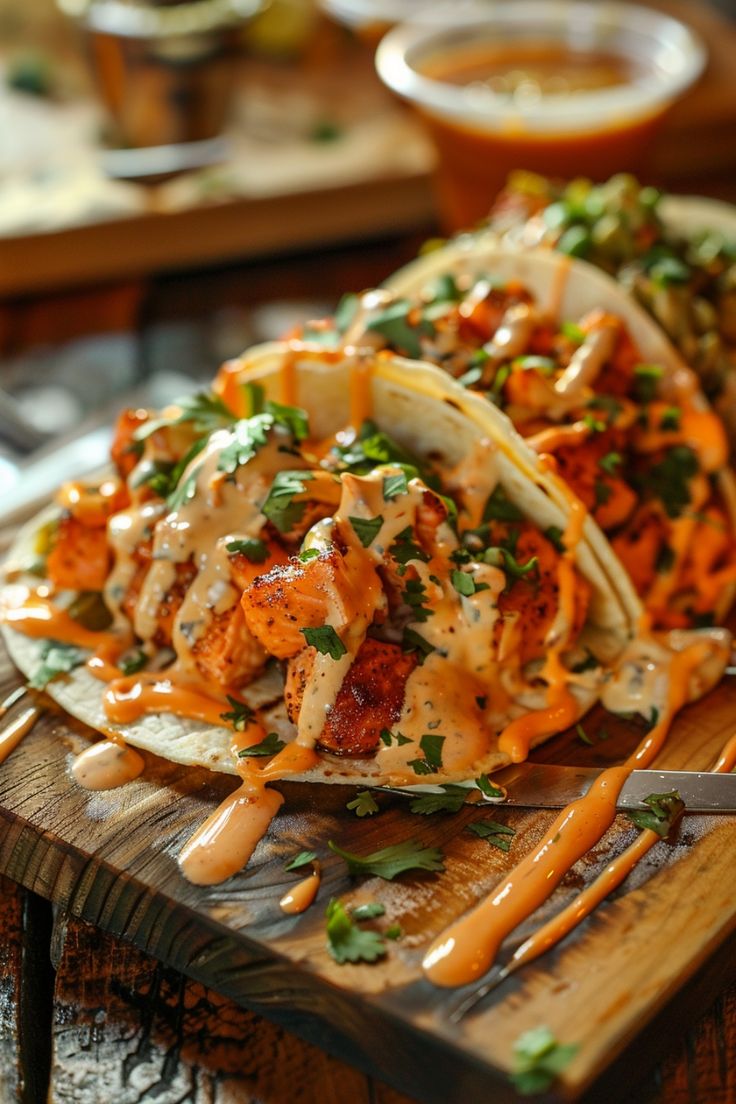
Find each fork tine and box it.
[447,964,512,1023]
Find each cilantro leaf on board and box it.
[625,790,685,837]
[346,790,380,817]
[351,902,385,921]
[325,898,386,964]
[466,819,516,852]
[285,851,317,872]
[327,839,445,880]
[475,774,506,800]
[510,1026,579,1096]
[29,641,84,690]
[409,784,469,815]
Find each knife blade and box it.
[380,763,736,812]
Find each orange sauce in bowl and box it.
[415,42,668,229]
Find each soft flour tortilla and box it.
[385,244,736,622]
[2,351,639,783]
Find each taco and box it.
[1,345,650,794]
[478,173,736,445]
[308,245,736,630]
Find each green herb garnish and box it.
[236,732,286,758]
[346,790,380,817]
[466,819,516,852]
[301,625,347,660]
[262,470,314,533]
[348,515,383,547]
[510,1027,579,1096]
[327,839,444,880]
[325,898,386,964]
[225,537,269,562]
[407,733,445,776]
[626,790,685,837]
[119,649,147,677]
[285,850,316,871]
[409,784,468,815]
[29,641,84,690]
[220,695,255,731]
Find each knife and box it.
[380,763,736,812]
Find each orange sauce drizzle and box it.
[0,706,41,765]
[498,484,585,763]
[525,421,590,455]
[423,642,709,987]
[103,673,236,728]
[3,592,116,651]
[178,784,285,886]
[280,350,298,406]
[504,713,736,976]
[349,360,374,431]
[71,740,145,790]
[279,865,321,915]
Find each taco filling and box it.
[309,267,736,629]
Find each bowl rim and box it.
[375,0,707,133]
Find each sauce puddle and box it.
[72,740,144,790]
[280,865,321,915]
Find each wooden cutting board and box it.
[2,638,736,1103]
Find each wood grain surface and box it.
[2,637,736,1104]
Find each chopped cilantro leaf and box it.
[220,695,255,731]
[599,451,622,476]
[325,898,386,964]
[466,819,516,852]
[480,546,539,586]
[633,363,664,404]
[364,300,433,359]
[482,485,523,523]
[167,464,203,511]
[348,514,383,547]
[407,733,445,776]
[332,420,421,475]
[390,526,429,574]
[264,399,309,442]
[649,256,691,287]
[236,732,285,758]
[285,850,316,871]
[402,577,434,622]
[382,471,409,500]
[385,924,402,940]
[217,413,274,475]
[327,839,444,880]
[586,395,622,423]
[226,537,269,562]
[561,321,585,344]
[511,1027,579,1095]
[401,627,435,663]
[660,406,681,431]
[334,292,359,334]
[475,774,506,800]
[299,547,321,562]
[379,728,413,747]
[346,790,380,817]
[135,390,235,441]
[576,723,593,746]
[544,525,566,553]
[262,470,313,533]
[301,625,347,660]
[119,649,147,677]
[451,569,488,597]
[636,446,698,518]
[594,479,612,507]
[29,641,84,689]
[409,784,468,815]
[242,381,264,415]
[583,413,606,433]
[626,790,684,837]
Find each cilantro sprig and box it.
[466,819,516,852]
[301,625,347,660]
[220,695,255,731]
[325,898,386,964]
[327,839,445,880]
[510,1027,579,1096]
[135,391,236,441]
[236,732,286,758]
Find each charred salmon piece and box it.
[553,431,637,531]
[285,638,417,756]
[611,505,670,598]
[120,545,197,648]
[46,516,111,592]
[191,604,267,691]
[111,409,149,479]
[496,525,590,666]
[241,548,374,661]
[228,538,289,592]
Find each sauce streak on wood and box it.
[279,867,321,915]
[178,785,284,886]
[71,741,145,791]
[0,707,41,765]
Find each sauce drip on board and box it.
[423,642,711,987]
[0,705,42,765]
[279,864,321,915]
[178,784,285,886]
[71,740,145,790]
